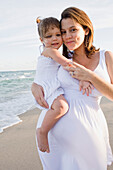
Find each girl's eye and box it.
[45,35,52,38]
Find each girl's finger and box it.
[86,88,89,96]
[88,86,92,94]
[79,81,83,91]
[64,66,76,72]
[89,84,94,90]
[82,89,86,95]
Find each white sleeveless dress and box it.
[34,55,64,110]
[36,50,113,170]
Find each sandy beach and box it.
[0,97,113,170]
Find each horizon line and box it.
[0,69,35,73]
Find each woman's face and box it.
[61,18,86,51]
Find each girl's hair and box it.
[36,17,60,39]
[60,7,99,58]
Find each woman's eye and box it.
[56,34,61,37]
[70,28,76,32]
[61,31,66,34]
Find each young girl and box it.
[34,17,94,153]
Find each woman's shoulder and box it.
[98,49,113,58]
[104,50,113,59]
[104,50,113,66]
[104,50,113,83]
[94,50,113,61]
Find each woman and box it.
[32,7,113,170]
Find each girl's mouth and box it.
[52,43,59,45]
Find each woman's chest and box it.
[57,66,79,89]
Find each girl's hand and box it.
[31,83,49,108]
[79,80,94,96]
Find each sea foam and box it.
[0,70,36,133]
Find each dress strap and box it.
[99,50,111,83]
[99,50,106,69]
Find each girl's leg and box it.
[36,95,68,153]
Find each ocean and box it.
[0,70,36,133]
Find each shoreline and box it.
[0,97,113,170]
[0,105,36,134]
[0,107,43,170]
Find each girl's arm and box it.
[42,48,70,66]
[64,51,113,101]
[42,48,94,96]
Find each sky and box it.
[0,0,113,71]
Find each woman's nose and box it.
[65,32,72,39]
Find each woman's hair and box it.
[36,17,60,39]
[60,7,99,58]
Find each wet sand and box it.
[0,97,113,170]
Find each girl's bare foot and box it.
[36,128,50,153]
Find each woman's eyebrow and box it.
[61,26,75,30]
[70,26,76,28]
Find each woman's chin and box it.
[68,47,75,51]
[66,45,77,51]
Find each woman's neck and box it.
[73,47,88,66]
[73,49,100,71]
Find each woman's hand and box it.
[64,63,94,96]
[31,83,49,108]
[64,62,93,81]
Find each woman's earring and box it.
[85,35,89,47]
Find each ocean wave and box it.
[18,75,26,79]
[0,70,36,133]
[0,116,22,134]
[0,92,34,133]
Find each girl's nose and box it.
[52,36,57,40]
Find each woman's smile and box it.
[66,41,75,44]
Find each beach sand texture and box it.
[0,97,113,170]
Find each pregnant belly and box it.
[50,91,101,147]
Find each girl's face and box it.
[41,27,63,49]
[61,18,87,51]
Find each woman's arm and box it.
[89,71,113,101]
[42,48,70,66]
[105,51,113,84]
[90,51,113,101]
[64,51,113,101]
[31,83,49,108]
